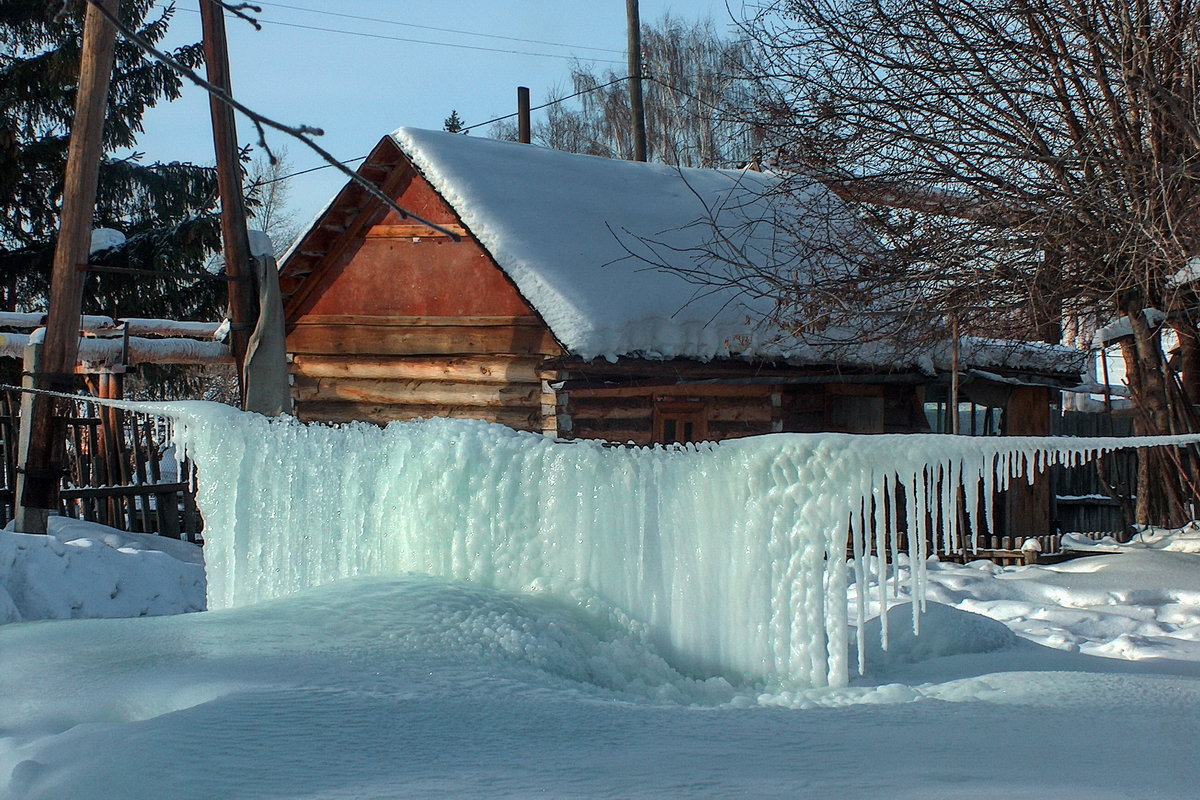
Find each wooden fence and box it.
[0,388,201,540]
[1050,411,1136,540]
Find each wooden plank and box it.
[570,400,652,421]
[289,354,546,383]
[295,401,541,429]
[293,376,542,407]
[60,482,189,500]
[282,138,409,316]
[293,315,542,328]
[707,404,773,423]
[568,383,775,399]
[365,223,467,239]
[287,324,561,356]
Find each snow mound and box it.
[854,602,1017,672]
[0,517,204,624]
[241,575,737,703]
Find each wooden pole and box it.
[950,315,961,435]
[517,86,531,144]
[626,0,647,162]
[199,0,256,408]
[15,0,121,534]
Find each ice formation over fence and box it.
[150,401,1195,689]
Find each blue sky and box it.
[132,1,742,224]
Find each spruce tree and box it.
[0,0,224,320]
[442,110,466,134]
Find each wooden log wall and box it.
[563,384,779,446]
[288,315,560,433]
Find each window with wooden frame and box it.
[653,399,708,444]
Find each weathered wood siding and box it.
[283,146,561,433]
[779,384,927,434]
[1003,385,1053,536]
[563,384,778,446]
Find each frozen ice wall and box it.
[159,401,1193,689]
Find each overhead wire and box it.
[249,76,633,189]
[250,1,627,55]
[179,6,624,65]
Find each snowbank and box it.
[0,517,204,624]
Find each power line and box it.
[251,1,627,55]
[179,8,624,65]
[461,76,631,132]
[251,76,634,189]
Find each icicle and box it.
[80,399,1189,691]
[887,476,902,601]
[874,475,890,651]
[849,496,868,681]
[905,469,921,636]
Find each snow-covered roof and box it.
[390,129,1081,376]
[283,128,1080,376]
[395,127,818,363]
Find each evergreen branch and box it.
[83,0,462,241]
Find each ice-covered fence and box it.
[149,401,1200,689]
[0,388,198,536]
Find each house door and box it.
[653,400,708,444]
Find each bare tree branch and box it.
[85,0,461,241]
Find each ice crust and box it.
[144,400,1200,688]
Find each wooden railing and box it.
[0,389,201,541]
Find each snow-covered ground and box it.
[3,519,1200,798]
[0,518,204,624]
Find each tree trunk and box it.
[1121,298,1196,527]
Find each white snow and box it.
[0,517,204,624]
[391,129,1081,375]
[247,228,274,258]
[4,516,1200,798]
[88,228,125,255]
[0,332,232,367]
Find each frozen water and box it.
[127,400,1200,689]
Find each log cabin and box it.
[278,128,1086,537]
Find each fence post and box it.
[14,334,49,533]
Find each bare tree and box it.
[246,146,300,256]
[496,16,759,168]
[717,0,1200,523]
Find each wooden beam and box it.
[287,323,562,357]
[295,401,541,429]
[568,383,776,399]
[293,375,542,407]
[365,223,467,239]
[18,0,121,533]
[292,314,542,328]
[289,354,546,383]
[199,0,255,403]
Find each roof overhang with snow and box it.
[280,128,1085,379]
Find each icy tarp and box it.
[156,401,1199,688]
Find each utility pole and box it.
[517,86,531,144]
[199,0,256,408]
[15,0,121,534]
[626,0,648,162]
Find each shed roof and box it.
[285,128,1085,378]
